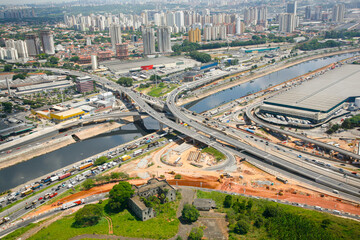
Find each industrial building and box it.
[259,64,360,123]
[15,80,74,95]
[50,108,85,123]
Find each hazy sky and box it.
[0,0,74,4]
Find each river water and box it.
[0,117,159,192]
[185,52,359,113]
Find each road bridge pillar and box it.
[159,122,164,131]
[175,117,179,124]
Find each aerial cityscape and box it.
[0,0,360,239]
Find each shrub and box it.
[188,227,203,240]
[74,204,103,227]
[181,204,199,223]
[174,174,182,179]
[224,195,233,208]
[94,156,108,166]
[234,220,250,235]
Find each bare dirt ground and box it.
[26,149,360,220]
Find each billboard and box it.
[141,65,153,70]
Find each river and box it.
[185,52,359,113]
[0,117,159,192]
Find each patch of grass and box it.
[28,215,108,240]
[29,196,180,240]
[2,223,38,240]
[197,190,360,240]
[201,147,225,162]
[148,84,178,97]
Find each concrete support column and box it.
[175,117,179,124]
[159,122,164,131]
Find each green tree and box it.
[70,56,80,62]
[188,227,203,240]
[224,195,233,208]
[234,220,249,235]
[107,181,134,212]
[181,204,199,223]
[82,178,94,190]
[117,77,133,87]
[4,64,12,72]
[74,204,103,227]
[2,102,12,113]
[48,56,59,65]
[150,74,162,82]
[94,156,108,166]
[174,174,182,179]
[254,216,264,228]
[263,205,282,218]
[110,172,120,179]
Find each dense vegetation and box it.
[197,190,360,240]
[324,30,360,39]
[296,39,341,51]
[188,51,212,63]
[117,77,133,87]
[326,114,360,134]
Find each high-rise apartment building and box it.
[142,27,155,55]
[236,18,245,35]
[157,27,171,53]
[25,33,41,56]
[115,43,129,59]
[175,11,184,28]
[91,55,98,71]
[332,4,345,22]
[15,40,28,58]
[40,30,55,55]
[188,28,201,43]
[109,24,122,49]
[279,13,296,33]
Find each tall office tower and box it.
[175,11,184,28]
[286,1,297,15]
[236,17,245,35]
[109,24,122,49]
[115,43,129,59]
[91,55,98,71]
[257,6,267,27]
[314,6,322,20]
[188,28,201,42]
[332,4,345,22]
[142,27,155,55]
[166,12,175,27]
[15,40,28,58]
[40,30,55,55]
[279,13,296,33]
[25,33,41,56]
[157,26,171,53]
[305,6,312,19]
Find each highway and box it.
[21,67,360,201]
[245,103,360,161]
[165,78,360,202]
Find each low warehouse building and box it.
[260,64,360,123]
[50,108,85,123]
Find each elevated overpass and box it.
[165,75,360,202]
[245,103,360,161]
